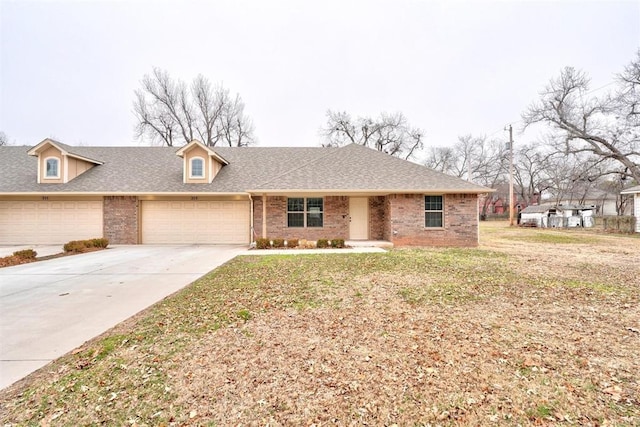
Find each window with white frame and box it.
[287,197,323,227]
[190,157,204,178]
[45,157,60,178]
[424,195,443,228]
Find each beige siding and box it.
[141,200,250,244]
[182,145,224,183]
[0,200,103,244]
[39,146,64,184]
[211,159,222,180]
[184,145,210,183]
[66,157,94,181]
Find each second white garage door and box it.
[141,200,250,244]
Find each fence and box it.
[594,216,637,234]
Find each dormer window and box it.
[45,157,60,178]
[176,140,228,183]
[190,157,204,178]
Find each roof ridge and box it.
[251,145,342,189]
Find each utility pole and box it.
[506,124,515,226]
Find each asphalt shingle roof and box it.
[0,143,491,194]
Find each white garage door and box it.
[141,200,250,244]
[0,200,103,244]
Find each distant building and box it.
[520,204,596,228]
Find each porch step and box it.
[346,240,394,249]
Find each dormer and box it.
[175,140,228,184]
[27,138,103,184]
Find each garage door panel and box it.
[0,201,103,244]
[141,200,250,244]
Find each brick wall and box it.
[254,196,349,240]
[369,196,387,240]
[252,193,478,246]
[103,196,139,244]
[253,197,263,239]
[389,193,478,247]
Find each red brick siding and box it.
[382,196,392,241]
[389,193,478,247]
[369,196,387,240]
[103,196,139,244]
[254,196,349,240]
[252,197,263,239]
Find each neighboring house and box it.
[481,183,538,216]
[520,204,596,228]
[620,185,640,233]
[0,139,493,247]
[556,188,630,216]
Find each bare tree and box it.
[321,110,424,159]
[512,143,554,206]
[425,135,506,216]
[522,57,640,182]
[424,135,505,184]
[424,146,457,174]
[133,68,255,147]
[616,49,640,127]
[0,131,7,146]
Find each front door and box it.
[349,197,369,240]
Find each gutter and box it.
[243,188,496,195]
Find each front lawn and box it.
[1,223,639,425]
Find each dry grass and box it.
[1,222,639,426]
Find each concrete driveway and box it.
[0,245,245,390]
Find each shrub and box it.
[600,216,636,234]
[287,239,299,248]
[316,239,329,248]
[13,249,37,259]
[331,239,345,248]
[90,238,109,248]
[255,238,270,249]
[64,240,86,253]
[272,238,285,248]
[63,238,109,253]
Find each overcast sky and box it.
[1,0,638,157]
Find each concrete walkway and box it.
[0,245,245,390]
[242,246,387,255]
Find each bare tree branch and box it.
[133,68,255,147]
[522,62,640,182]
[321,110,424,159]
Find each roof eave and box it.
[26,138,103,165]
[246,188,495,195]
[0,191,250,197]
[175,140,230,165]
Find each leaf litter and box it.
[1,222,639,426]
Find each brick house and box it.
[0,139,493,247]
